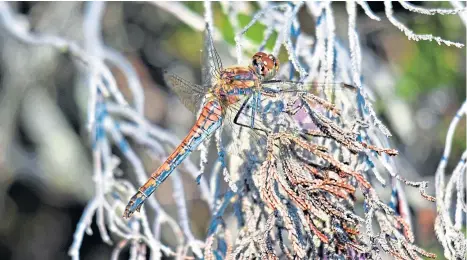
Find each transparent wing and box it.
[220,81,363,163]
[164,25,224,115]
[201,23,223,87]
[163,71,207,114]
[259,81,366,157]
[260,80,361,124]
[220,95,270,164]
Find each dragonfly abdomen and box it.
[123,99,223,219]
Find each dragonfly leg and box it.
[233,96,269,134]
[233,94,252,131]
[250,93,256,129]
[250,92,263,129]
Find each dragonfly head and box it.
[251,52,279,80]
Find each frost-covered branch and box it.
[434,101,467,260]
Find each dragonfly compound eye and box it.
[251,52,279,80]
[268,54,280,71]
[265,54,279,80]
[252,52,266,78]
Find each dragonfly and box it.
[122,26,282,219]
[123,25,361,219]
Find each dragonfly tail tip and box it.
[122,205,136,219]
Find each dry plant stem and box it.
[242,111,438,259]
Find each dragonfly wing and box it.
[163,71,207,114]
[220,82,362,163]
[260,80,361,120]
[261,80,358,96]
[223,81,362,139]
[164,24,224,115]
[201,24,223,87]
[221,96,269,160]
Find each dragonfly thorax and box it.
[213,52,280,107]
[208,66,258,108]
